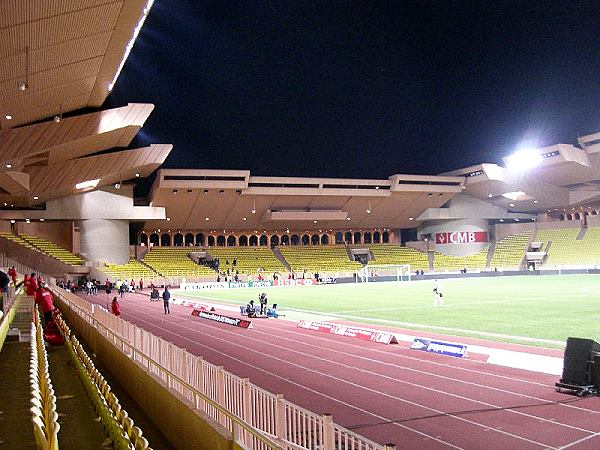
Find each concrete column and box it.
[79,218,129,264]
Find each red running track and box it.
[79,291,600,450]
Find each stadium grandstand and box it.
[1,2,600,449]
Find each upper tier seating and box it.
[0,231,41,253]
[20,234,84,265]
[143,247,216,277]
[537,227,600,267]
[102,259,157,280]
[489,231,531,269]
[279,246,362,273]
[366,244,430,271]
[207,247,286,274]
[433,246,489,271]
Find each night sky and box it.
[105,1,600,179]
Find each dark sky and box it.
[105,1,600,179]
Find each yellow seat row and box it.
[143,247,216,277]
[207,247,286,274]
[20,234,84,266]
[280,246,362,273]
[366,244,430,271]
[490,231,531,269]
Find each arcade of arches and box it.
[139,230,396,247]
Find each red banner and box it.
[435,231,488,245]
[297,320,398,345]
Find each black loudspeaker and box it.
[561,337,600,386]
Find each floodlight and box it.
[505,148,542,171]
[76,179,100,190]
[502,191,526,200]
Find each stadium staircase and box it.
[271,246,292,272]
[0,288,165,449]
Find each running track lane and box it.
[76,291,600,450]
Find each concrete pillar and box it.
[79,218,129,264]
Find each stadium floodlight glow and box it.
[75,179,100,190]
[108,0,155,92]
[505,148,542,171]
[502,191,526,201]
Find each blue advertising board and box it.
[410,337,467,358]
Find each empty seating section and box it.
[207,247,286,274]
[102,259,157,280]
[433,247,489,271]
[143,247,216,277]
[490,231,531,269]
[0,231,41,253]
[537,227,600,267]
[280,246,362,273]
[20,234,84,265]
[30,310,60,450]
[366,244,429,271]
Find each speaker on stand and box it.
[555,337,600,396]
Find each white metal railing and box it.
[51,286,390,450]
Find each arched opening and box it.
[373,231,381,243]
[344,231,352,243]
[150,233,159,246]
[239,235,248,246]
[559,214,565,221]
[259,235,268,246]
[311,234,320,245]
[140,233,148,246]
[353,231,362,244]
[207,235,215,246]
[592,211,598,215]
[227,235,236,246]
[195,233,205,246]
[574,213,581,220]
[185,233,194,246]
[161,233,171,246]
[291,234,300,246]
[173,233,184,246]
[335,232,343,244]
[270,235,280,246]
[281,234,290,246]
[321,234,329,245]
[364,232,372,244]
[216,235,226,246]
[302,235,310,245]
[249,235,258,246]
[567,214,573,220]
[382,231,389,243]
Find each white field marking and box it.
[579,286,600,295]
[252,322,599,414]
[123,311,464,449]
[174,291,563,345]
[127,304,577,447]
[557,431,600,449]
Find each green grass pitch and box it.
[175,274,600,347]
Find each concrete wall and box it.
[79,219,129,265]
[419,218,489,256]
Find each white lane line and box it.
[123,302,564,448]
[557,431,600,449]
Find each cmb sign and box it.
[435,231,488,245]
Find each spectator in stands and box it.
[111,296,121,317]
[162,286,171,314]
[258,292,268,315]
[246,299,256,318]
[35,285,54,326]
[433,279,444,306]
[8,266,17,285]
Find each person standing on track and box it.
[111,296,121,317]
[162,286,171,314]
[433,279,444,306]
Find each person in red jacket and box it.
[8,266,17,285]
[111,296,121,316]
[35,286,54,326]
[26,273,38,295]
